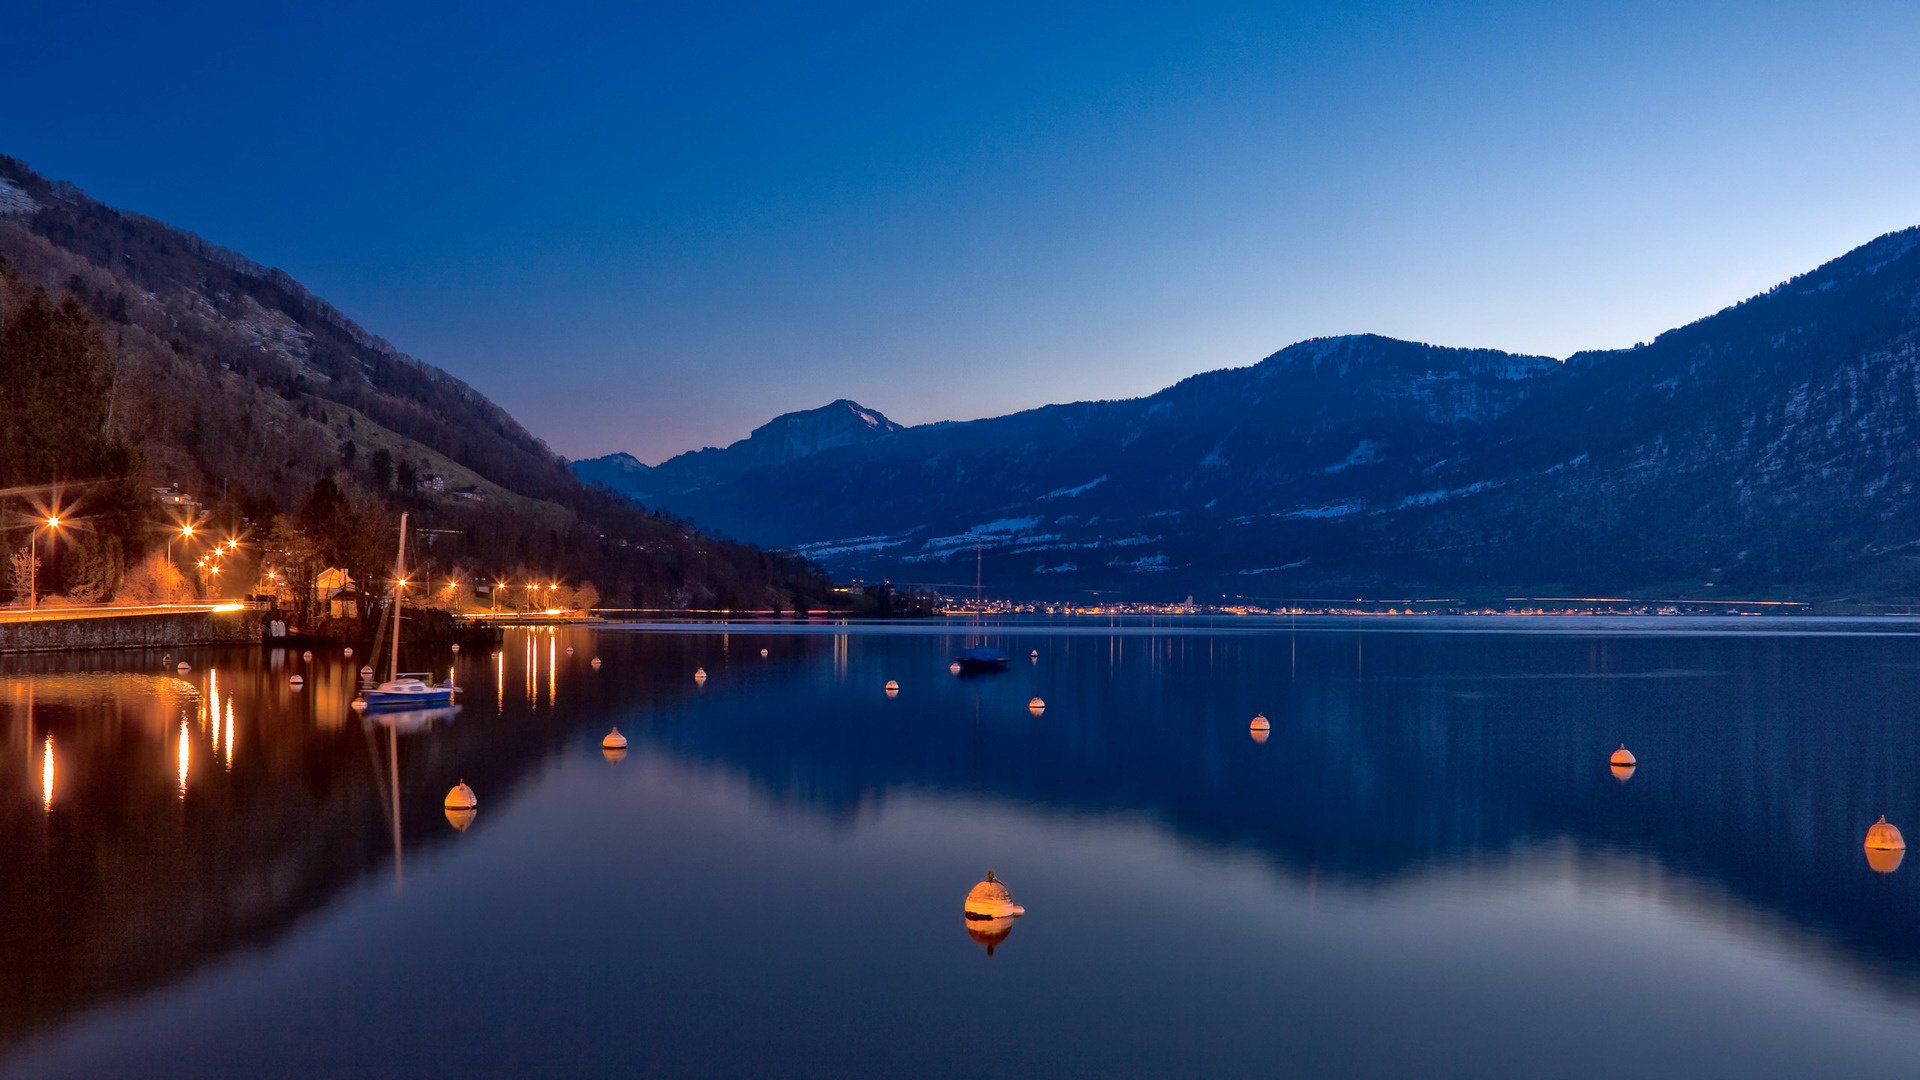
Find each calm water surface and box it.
[5,619,1920,1078]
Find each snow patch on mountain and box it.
[1042,475,1107,499]
[0,178,37,216]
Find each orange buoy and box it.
[590,657,602,669]
[1609,744,1636,767]
[964,870,1027,921]
[949,662,962,675]
[602,728,628,751]
[445,781,478,811]
[1027,696,1046,715]
[445,805,476,831]
[694,667,707,683]
[343,646,353,658]
[1250,713,1271,731]
[1866,815,1905,851]
[1250,727,1270,745]
[1866,816,1905,874]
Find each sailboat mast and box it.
[389,512,409,682]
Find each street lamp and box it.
[168,522,196,562]
[494,581,507,613]
[29,515,61,611]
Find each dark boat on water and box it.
[955,645,1011,673]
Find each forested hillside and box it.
[0,156,832,613]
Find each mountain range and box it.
[577,227,1920,602]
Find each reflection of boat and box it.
[356,512,459,713]
[955,646,1010,673]
[364,704,461,734]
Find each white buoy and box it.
[177,662,191,674]
[452,643,461,654]
[445,781,478,811]
[289,675,304,688]
[590,657,602,669]
[1028,696,1046,714]
[343,646,353,658]
[694,667,708,683]
[1030,649,1039,660]
[760,648,769,658]
[566,646,574,654]
[303,650,314,661]
[361,665,374,678]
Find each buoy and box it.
[445,805,476,831]
[760,648,769,658]
[1610,744,1636,767]
[303,650,313,661]
[445,781,478,811]
[602,728,628,751]
[964,870,1027,920]
[343,646,353,658]
[451,643,461,654]
[360,665,374,678]
[289,675,304,688]
[1030,649,1039,660]
[1866,815,1906,852]
[1611,763,1636,783]
[884,679,900,697]
[694,667,707,683]
[162,654,170,663]
[1866,816,1905,875]
[949,662,962,675]
[566,645,574,654]
[1027,696,1046,714]
[1250,713,1271,731]
[590,657,602,669]
[176,662,190,673]
[1250,727,1270,745]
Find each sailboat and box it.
[357,512,458,711]
[955,543,1009,673]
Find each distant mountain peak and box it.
[573,398,905,502]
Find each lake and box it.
[4,618,1920,1078]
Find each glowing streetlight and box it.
[28,515,61,611]
[494,580,507,613]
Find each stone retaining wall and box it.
[0,610,266,654]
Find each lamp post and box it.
[29,515,61,611]
[494,581,506,613]
[168,522,196,563]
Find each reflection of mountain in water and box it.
[626,629,1920,991]
[0,641,606,1051]
[5,627,1920,1053]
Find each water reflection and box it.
[6,626,1920,1077]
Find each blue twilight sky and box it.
[3,1,1917,461]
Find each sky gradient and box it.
[4,1,1918,461]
